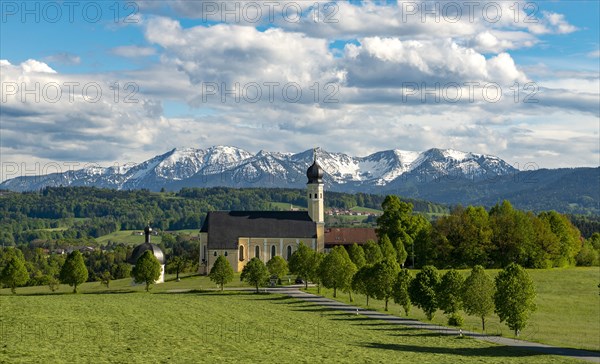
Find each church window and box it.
[287,245,292,260]
[271,245,276,259]
[213,251,217,257]
[224,251,228,256]
[320,193,322,198]
[255,245,260,258]
[239,245,245,261]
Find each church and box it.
[199,154,326,274]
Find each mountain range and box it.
[2,146,598,214]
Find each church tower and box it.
[306,148,324,223]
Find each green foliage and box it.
[131,251,161,292]
[392,268,412,316]
[362,240,383,265]
[494,263,537,336]
[370,259,400,311]
[409,265,440,320]
[447,313,464,327]
[379,235,396,262]
[59,250,89,293]
[352,265,376,306]
[319,246,357,298]
[437,270,464,315]
[348,243,366,269]
[240,257,269,293]
[288,242,316,289]
[395,237,408,266]
[209,255,234,291]
[0,252,29,294]
[576,240,599,266]
[45,275,60,292]
[307,252,325,293]
[266,256,288,280]
[100,271,111,288]
[462,265,495,331]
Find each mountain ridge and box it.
[1,146,597,215]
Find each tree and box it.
[0,254,29,294]
[45,275,60,292]
[308,252,325,294]
[320,246,357,298]
[209,255,234,291]
[348,243,366,269]
[363,240,383,265]
[462,265,495,331]
[437,270,464,319]
[436,269,464,326]
[395,237,408,266]
[352,265,376,306]
[288,242,316,289]
[494,263,537,336]
[167,256,191,281]
[371,259,400,311]
[266,256,288,282]
[131,250,161,292]
[241,257,270,293]
[379,235,397,262]
[59,250,89,293]
[392,268,412,316]
[100,271,111,289]
[409,265,440,320]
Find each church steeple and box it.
[306,148,324,223]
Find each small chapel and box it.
[199,152,326,273]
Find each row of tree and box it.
[0,247,166,293]
[206,241,537,336]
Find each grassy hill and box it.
[0,280,584,363]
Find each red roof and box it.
[324,228,377,246]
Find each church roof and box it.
[201,211,317,249]
[324,228,377,247]
[128,242,166,265]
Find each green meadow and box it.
[307,267,600,352]
[0,291,583,363]
[0,268,597,363]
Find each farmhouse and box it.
[199,153,326,273]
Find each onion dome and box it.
[128,225,165,265]
[306,160,323,184]
[128,242,165,265]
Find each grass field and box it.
[0,290,583,363]
[306,267,600,352]
[269,202,306,211]
[349,206,382,214]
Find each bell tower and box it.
[306,148,324,223]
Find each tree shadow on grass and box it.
[361,342,544,358]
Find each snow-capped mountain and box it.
[0,146,519,192]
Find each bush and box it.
[448,313,464,327]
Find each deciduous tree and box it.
[0,253,29,294]
[462,265,494,331]
[409,265,440,320]
[371,259,400,311]
[392,268,412,316]
[266,256,288,281]
[320,246,357,298]
[131,250,161,292]
[209,255,234,291]
[494,263,536,336]
[241,257,270,293]
[59,250,89,293]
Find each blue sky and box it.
[1,0,598,180]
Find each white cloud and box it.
[112,45,156,58]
